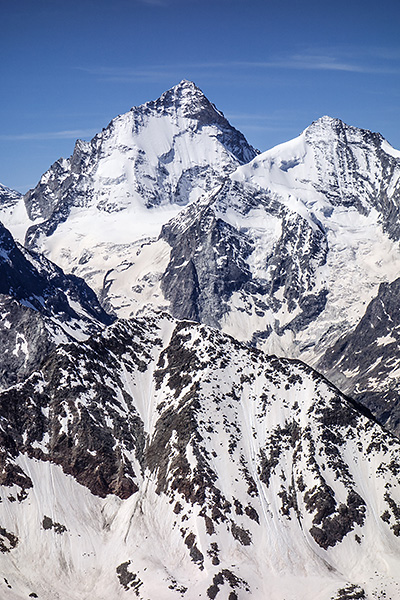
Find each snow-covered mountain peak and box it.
[10,81,256,240]
[306,114,346,131]
[303,116,400,169]
[149,79,215,113]
[0,84,258,302]
[231,115,400,214]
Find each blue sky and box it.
[1,0,400,192]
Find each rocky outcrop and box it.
[318,276,400,437]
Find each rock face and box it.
[318,276,400,436]
[0,220,113,388]
[0,311,399,599]
[159,178,329,336]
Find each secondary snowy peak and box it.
[0,311,400,599]
[155,117,400,373]
[233,114,400,226]
[304,114,399,153]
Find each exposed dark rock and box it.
[230,522,252,546]
[318,276,400,437]
[332,584,367,600]
[206,570,250,599]
[0,526,18,553]
[42,516,67,534]
[116,561,143,595]
[308,490,366,550]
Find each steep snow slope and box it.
[0,312,399,599]
[0,184,31,243]
[0,81,257,300]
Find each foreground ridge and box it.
[0,311,399,599]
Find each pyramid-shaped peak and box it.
[303,115,388,151]
[157,79,215,112]
[173,79,199,90]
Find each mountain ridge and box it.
[1,82,400,598]
[2,83,400,436]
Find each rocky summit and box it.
[1,82,400,599]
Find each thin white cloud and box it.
[225,113,278,121]
[0,129,97,141]
[76,50,400,84]
[300,44,400,63]
[76,65,191,83]
[232,56,399,74]
[225,112,307,133]
[136,0,169,5]
[235,124,297,133]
